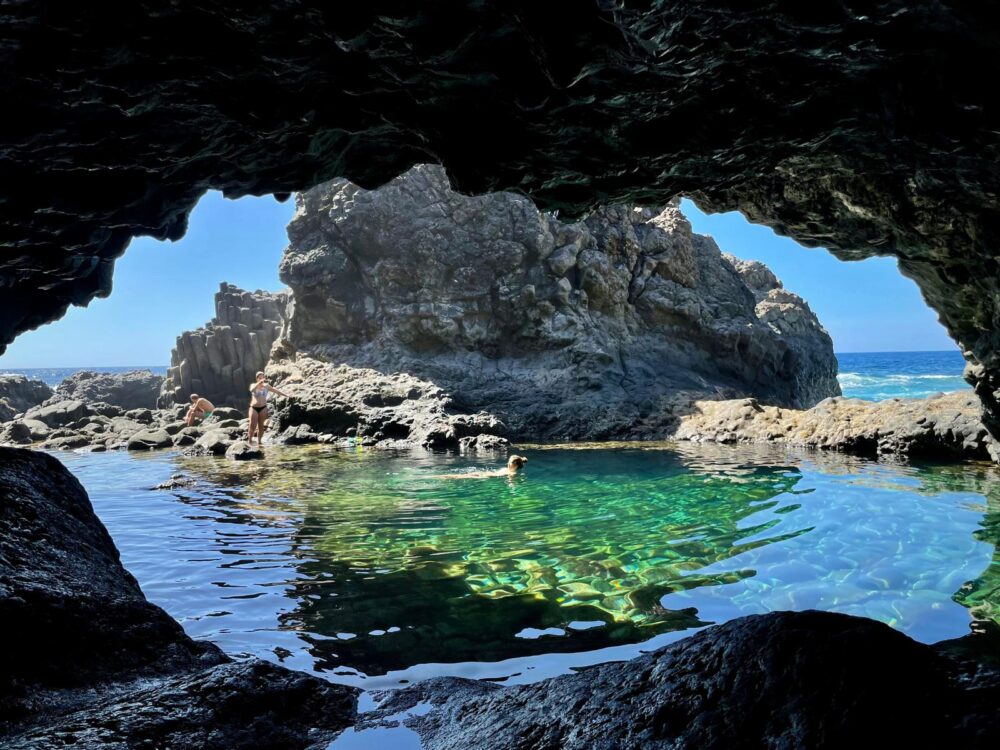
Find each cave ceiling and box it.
[2,1,1000,428]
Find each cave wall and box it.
[3,1,1000,431]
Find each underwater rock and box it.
[0,446,358,747]
[160,283,287,408]
[674,391,995,461]
[225,441,263,461]
[55,370,163,411]
[279,166,839,441]
[363,610,993,749]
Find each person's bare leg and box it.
[258,408,268,445]
[247,407,257,444]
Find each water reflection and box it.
[61,441,1000,686]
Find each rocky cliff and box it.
[278,165,839,441]
[0,375,52,422]
[160,283,286,408]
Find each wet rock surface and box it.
[363,611,998,750]
[160,283,287,408]
[0,446,357,748]
[280,166,839,440]
[55,369,163,410]
[675,391,996,461]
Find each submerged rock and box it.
[225,441,263,460]
[55,370,163,410]
[0,446,357,747]
[279,165,840,441]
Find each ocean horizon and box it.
[0,350,970,402]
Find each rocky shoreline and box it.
[1,445,996,748]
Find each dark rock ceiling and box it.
[3,0,1000,429]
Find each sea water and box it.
[837,350,969,401]
[59,442,999,690]
[0,365,168,387]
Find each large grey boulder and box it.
[23,399,90,427]
[278,165,840,441]
[0,375,53,421]
[55,370,164,410]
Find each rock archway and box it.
[3,1,1000,437]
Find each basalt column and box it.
[160,283,286,408]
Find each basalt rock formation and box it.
[0,446,357,747]
[279,166,839,440]
[2,3,1000,442]
[160,283,286,408]
[55,369,163,410]
[676,391,996,461]
[0,375,51,422]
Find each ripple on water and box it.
[57,442,1000,688]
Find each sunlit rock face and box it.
[279,166,838,440]
[2,2,1000,435]
[160,283,286,408]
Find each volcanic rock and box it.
[23,399,90,428]
[225,441,263,461]
[55,370,163,411]
[0,375,53,421]
[126,428,173,451]
[267,356,503,449]
[363,610,993,749]
[160,283,287,408]
[674,391,995,461]
[279,166,839,440]
[0,446,358,747]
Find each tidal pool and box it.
[61,443,1000,689]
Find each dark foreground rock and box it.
[0,446,357,747]
[280,166,840,441]
[54,369,164,410]
[363,611,999,750]
[674,390,996,461]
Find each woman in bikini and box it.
[247,371,290,446]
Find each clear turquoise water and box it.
[837,350,969,401]
[59,442,1000,689]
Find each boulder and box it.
[459,434,510,452]
[0,421,31,445]
[55,370,164,410]
[0,375,53,421]
[191,428,239,456]
[24,399,90,427]
[225,441,263,461]
[124,408,154,424]
[126,429,173,451]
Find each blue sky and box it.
[0,190,956,368]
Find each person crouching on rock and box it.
[185,394,215,426]
[247,371,289,447]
